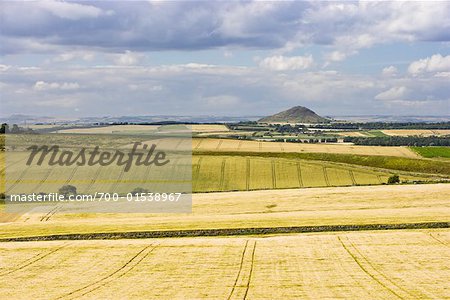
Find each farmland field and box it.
[0,230,449,299]
[381,129,450,136]
[411,146,450,158]
[0,184,448,239]
[55,124,228,134]
[3,151,435,195]
[192,138,419,158]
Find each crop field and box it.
[192,138,419,158]
[0,184,448,239]
[3,151,432,195]
[56,124,228,134]
[381,129,450,136]
[0,229,449,299]
[411,146,450,158]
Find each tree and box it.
[58,185,77,197]
[0,123,8,134]
[387,175,400,184]
[131,187,149,194]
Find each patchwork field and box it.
[1,184,448,239]
[3,151,433,195]
[55,124,229,134]
[382,129,450,136]
[0,230,449,299]
[411,146,450,159]
[192,138,419,158]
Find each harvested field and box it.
[0,230,449,299]
[0,184,448,239]
[56,124,228,134]
[382,129,450,136]
[192,138,419,158]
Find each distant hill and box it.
[258,106,330,123]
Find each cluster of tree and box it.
[275,138,338,143]
[344,136,450,146]
[0,123,35,134]
[310,121,450,130]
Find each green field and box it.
[3,152,434,195]
[411,146,450,158]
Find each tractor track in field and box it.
[296,162,303,187]
[243,241,257,300]
[427,232,449,247]
[339,236,417,299]
[227,240,249,300]
[1,222,448,242]
[57,243,158,300]
[40,205,61,222]
[219,158,226,190]
[0,243,69,277]
[6,166,30,194]
[226,240,257,300]
[337,236,404,299]
[31,168,53,194]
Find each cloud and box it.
[1,1,449,54]
[260,55,314,71]
[382,66,398,77]
[37,0,111,20]
[33,81,80,91]
[408,54,450,76]
[375,86,407,101]
[113,51,143,66]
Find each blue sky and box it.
[0,1,449,118]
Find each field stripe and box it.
[323,166,330,186]
[243,241,257,300]
[2,222,448,242]
[84,166,102,194]
[337,236,404,299]
[349,170,357,185]
[271,160,276,189]
[193,157,203,191]
[237,140,242,151]
[296,162,303,187]
[246,158,250,191]
[0,243,68,276]
[6,167,30,194]
[194,139,203,150]
[427,232,449,247]
[219,158,226,190]
[227,240,249,300]
[57,244,157,300]
[31,168,53,194]
[226,240,257,300]
[216,140,223,150]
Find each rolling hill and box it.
[258,106,329,123]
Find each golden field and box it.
[1,184,448,239]
[192,138,419,158]
[0,230,448,299]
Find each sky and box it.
[0,1,449,118]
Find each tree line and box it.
[344,136,450,146]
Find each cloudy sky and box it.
[0,1,449,118]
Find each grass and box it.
[411,146,450,158]
[0,230,449,299]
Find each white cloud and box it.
[375,86,407,101]
[325,51,347,63]
[0,64,11,72]
[113,51,143,66]
[38,0,110,20]
[260,55,314,71]
[33,81,80,91]
[408,54,450,76]
[382,66,398,77]
[53,51,95,62]
[204,95,239,107]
